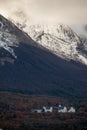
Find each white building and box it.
[68,107,75,113]
[43,106,53,112]
[58,105,67,113]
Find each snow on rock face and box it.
[21,24,87,65]
[27,24,80,43]
[0,20,19,59]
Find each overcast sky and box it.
[0,0,87,35]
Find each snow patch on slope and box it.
[0,21,19,58]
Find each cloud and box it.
[0,0,87,24]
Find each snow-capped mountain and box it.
[9,10,87,65]
[16,23,87,65]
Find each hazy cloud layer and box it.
[0,0,87,24]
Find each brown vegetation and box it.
[0,92,87,130]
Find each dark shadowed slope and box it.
[0,43,87,98]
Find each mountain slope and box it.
[0,15,87,99]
